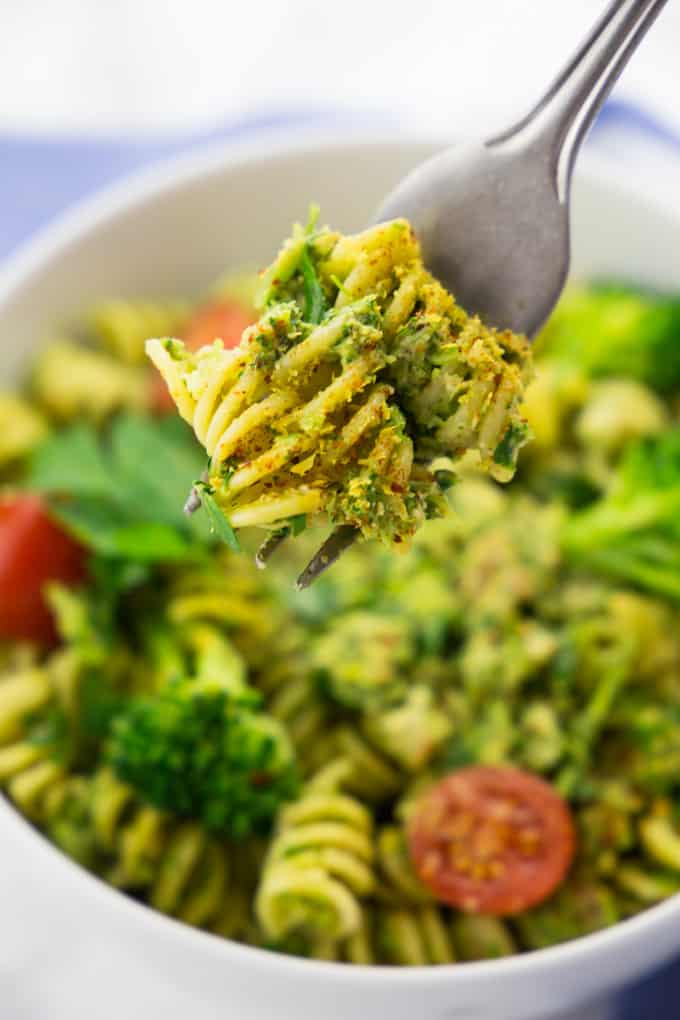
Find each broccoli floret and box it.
[562,429,680,599]
[539,285,680,392]
[107,631,299,838]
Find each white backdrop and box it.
[1,0,679,137]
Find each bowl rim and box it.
[2,125,680,987]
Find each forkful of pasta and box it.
[147,215,531,586]
[147,0,666,587]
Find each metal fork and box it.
[295,0,667,589]
[197,0,669,588]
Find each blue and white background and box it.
[1,1,680,1016]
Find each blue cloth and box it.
[2,100,680,1020]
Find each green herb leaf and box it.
[304,204,320,236]
[300,246,325,325]
[198,487,241,552]
[109,415,208,535]
[30,424,115,499]
[27,413,213,563]
[110,523,197,561]
[289,514,307,536]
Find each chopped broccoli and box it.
[107,631,299,838]
[562,429,680,599]
[538,285,680,392]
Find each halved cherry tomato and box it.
[151,299,254,412]
[0,494,87,645]
[407,765,576,916]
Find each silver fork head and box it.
[373,139,570,339]
[375,0,667,338]
[193,0,668,588]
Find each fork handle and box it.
[490,0,669,198]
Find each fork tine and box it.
[184,471,209,516]
[184,487,202,515]
[295,525,358,590]
[255,527,290,569]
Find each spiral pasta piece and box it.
[0,666,68,822]
[256,768,376,941]
[90,298,189,364]
[375,825,433,906]
[266,674,332,775]
[89,768,241,930]
[165,554,289,669]
[150,823,229,927]
[0,669,92,863]
[360,686,452,773]
[450,915,516,961]
[0,394,49,469]
[376,905,456,965]
[333,727,404,802]
[147,216,531,550]
[341,906,377,964]
[33,341,148,422]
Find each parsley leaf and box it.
[300,246,325,325]
[197,485,241,552]
[30,423,115,499]
[27,413,211,563]
[290,514,307,536]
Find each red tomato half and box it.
[407,766,576,916]
[0,495,87,644]
[151,299,254,412]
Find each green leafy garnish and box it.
[563,429,680,599]
[196,484,241,552]
[289,514,307,536]
[538,284,680,393]
[304,204,320,235]
[493,421,531,470]
[300,247,325,325]
[28,413,211,562]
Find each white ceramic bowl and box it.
[1,132,680,1020]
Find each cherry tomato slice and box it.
[407,765,576,916]
[0,494,87,644]
[151,299,254,412]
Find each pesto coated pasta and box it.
[147,215,532,550]
[2,264,680,968]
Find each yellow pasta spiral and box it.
[165,554,286,668]
[255,765,376,941]
[0,394,49,469]
[374,825,433,906]
[450,915,516,961]
[148,217,529,549]
[332,726,404,802]
[342,904,455,966]
[265,674,332,776]
[32,341,148,422]
[91,298,189,365]
[90,767,235,929]
[0,665,67,823]
[344,903,515,965]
